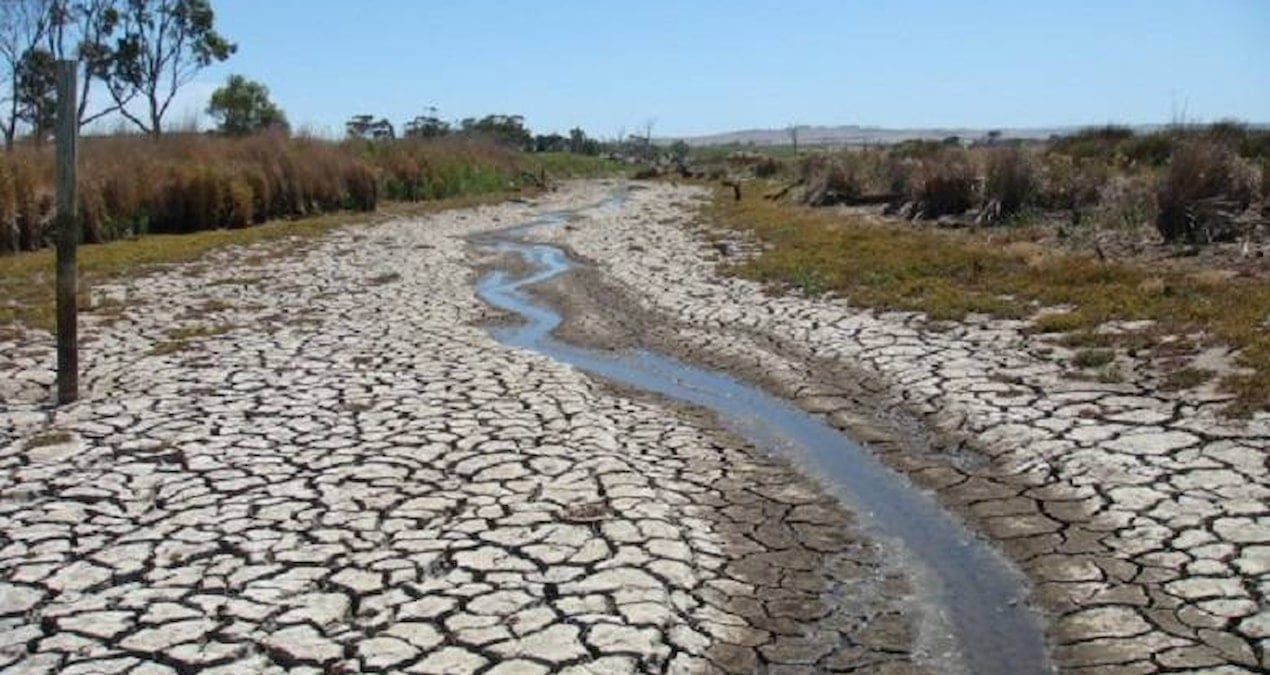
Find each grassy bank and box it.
[0,133,624,338]
[0,191,529,338]
[710,187,1270,415]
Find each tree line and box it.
[345,110,605,156]
[0,0,623,156]
[0,0,233,147]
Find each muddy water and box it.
[472,193,1052,674]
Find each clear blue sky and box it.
[166,0,1270,138]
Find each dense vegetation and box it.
[731,123,1267,246]
[0,132,620,253]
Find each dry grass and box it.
[0,134,622,255]
[797,150,907,206]
[983,147,1038,218]
[735,124,1266,240]
[906,148,977,217]
[1,133,387,252]
[800,155,864,205]
[1161,367,1216,392]
[711,185,1270,414]
[1156,139,1260,243]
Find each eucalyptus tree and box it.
[2,0,235,141]
[108,0,235,135]
[206,73,286,135]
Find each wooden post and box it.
[55,60,78,405]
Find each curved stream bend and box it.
[471,192,1052,675]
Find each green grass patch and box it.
[25,431,72,448]
[526,152,627,179]
[709,185,1270,413]
[1161,367,1216,392]
[165,325,232,341]
[148,340,188,356]
[207,276,264,287]
[1073,348,1115,368]
[150,324,234,356]
[1027,311,1086,334]
[1061,329,1170,353]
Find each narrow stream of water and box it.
[472,193,1052,674]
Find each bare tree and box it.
[788,123,799,156]
[109,0,235,135]
[0,0,53,148]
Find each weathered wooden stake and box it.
[55,60,79,405]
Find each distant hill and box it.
[667,124,1174,147]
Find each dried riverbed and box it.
[0,180,1265,673]
[1,184,927,673]
[528,181,1270,673]
[472,193,1048,674]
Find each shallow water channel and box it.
[472,192,1052,674]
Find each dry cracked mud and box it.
[2,180,1266,673]
[1,184,935,674]
[527,182,1270,674]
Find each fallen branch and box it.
[765,179,806,201]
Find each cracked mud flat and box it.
[473,201,1048,674]
[2,184,940,674]
[525,182,1270,673]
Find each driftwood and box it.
[721,179,742,201]
[519,170,547,188]
[804,187,902,208]
[764,179,805,201]
[1184,197,1259,243]
[974,199,1003,225]
[848,192,903,206]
